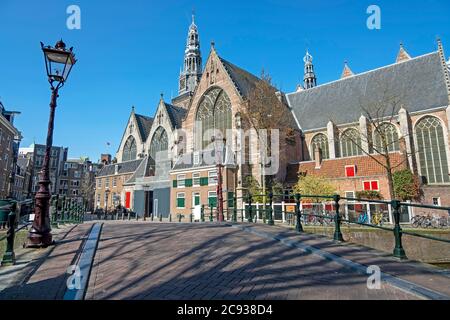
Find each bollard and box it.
[151,213,154,221]
[232,197,237,223]
[169,214,172,222]
[178,214,182,223]
[333,195,344,242]
[248,194,253,223]
[209,207,213,222]
[201,205,205,222]
[1,201,17,266]
[267,193,274,226]
[295,193,303,233]
[128,211,131,220]
[190,214,193,223]
[392,200,407,260]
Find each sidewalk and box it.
[0,222,93,300]
[235,224,450,299]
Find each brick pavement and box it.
[85,222,421,300]
[0,223,93,300]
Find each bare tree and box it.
[333,85,412,200]
[239,70,296,197]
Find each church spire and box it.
[303,50,317,89]
[178,13,203,96]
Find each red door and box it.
[125,192,131,209]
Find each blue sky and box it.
[1,0,449,161]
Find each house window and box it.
[193,173,200,187]
[97,179,102,188]
[177,174,186,188]
[112,177,117,187]
[208,170,218,185]
[345,165,356,177]
[105,178,110,188]
[177,192,186,208]
[208,191,217,208]
[363,180,379,191]
[432,197,441,206]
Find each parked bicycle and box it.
[411,214,449,229]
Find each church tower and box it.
[303,50,317,89]
[178,14,202,96]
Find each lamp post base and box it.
[26,227,54,248]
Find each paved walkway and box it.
[85,222,447,300]
[0,223,93,300]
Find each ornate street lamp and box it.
[27,40,77,247]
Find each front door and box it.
[192,193,201,220]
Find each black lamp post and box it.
[27,40,76,247]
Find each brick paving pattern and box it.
[85,222,420,300]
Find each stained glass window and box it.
[122,136,137,161]
[340,128,362,158]
[195,87,232,150]
[373,123,400,153]
[311,133,329,160]
[415,116,450,184]
[149,127,168,161]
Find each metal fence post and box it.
[333,195,344,242]
[60,196,66,223]
[1,201,17,266]
[232,196,237,223]
[392,200,407,260]
[295,193,303,233]
[51,195,58,228]
[248,194,253,223]
[201,205,205,222]
[267,193,274,226]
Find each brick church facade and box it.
[95,15,450,220]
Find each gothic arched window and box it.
[311,133,329,160]
[373,123,400,153]
[149,127,168,161]
[122,136,137,162]
[195,87,232,150]
[340,128,362,158]
[415,116,450,184]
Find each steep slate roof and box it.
[97,159,143,177]
[164,103,187,129]
[286,52,450,132]
[219,56,263,97]
[134,114,154,141]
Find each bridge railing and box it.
[202,192,450,260]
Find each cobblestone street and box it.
[85,222,422,300]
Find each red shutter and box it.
[345,166,356,177]
[371,181,379,191]
[125,192,131,209]
[363,181,371,191]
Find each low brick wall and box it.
[302,225,450,264]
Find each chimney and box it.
[115,164,119,175]
[315,148,322,169]
[101,154,111,165]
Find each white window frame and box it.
[193,172,201,187]
[208,170,218,186]
[177,174,186,188]
[432,197,441,206]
